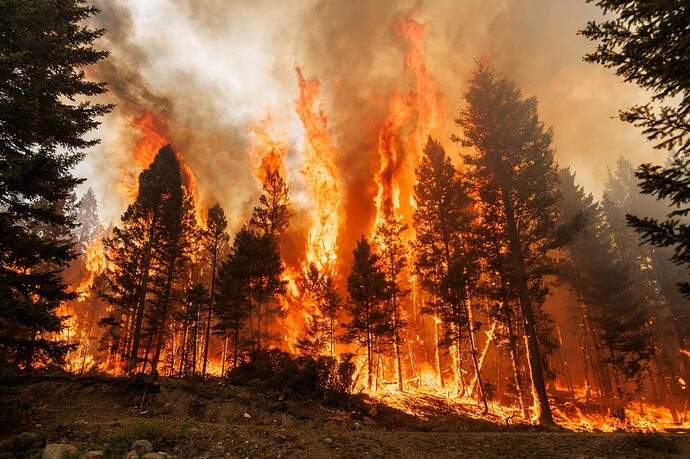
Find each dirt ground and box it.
[1,372,688,458]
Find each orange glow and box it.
[374,15,444,230]
[247,111,288,183]
[76,231,107,299]
[119,110,204,223]
[295,68,343,274]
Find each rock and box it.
[42,443,79,459]
[349,411,363,421]
[323,437,334,444]
[131,440,154,454]
[83,452,105,458]
[123,451,139,459]
[243,412,252,419]
[368,406,377,417]
[143,453,167,459]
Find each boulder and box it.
[42,443,79,459]
[131,440,154,454]
[123,452,139,459]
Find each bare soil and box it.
[1,371,688,458]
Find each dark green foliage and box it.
[0,0,111,368]
[214,226,286,354]
[581,1,690,299]
[627,152,690,297]
[581,0,690,155]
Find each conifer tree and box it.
[201,203,230,375]
[0,1,111,367]
[412,137,484,398]
[215,227,286,353]
[74,188,101,253]
[581,1,690,298]
[344,236,388,388]
[101,145,195,373]
[455,62,569,425]
[250,171,292,239]
[375,215,409,391]
[559,168,654,399]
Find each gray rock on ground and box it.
[42,443,79,459]
[131,440,154,454]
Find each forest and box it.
[1,0,689,442]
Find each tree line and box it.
[1,0,688,428]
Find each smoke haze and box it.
[80,0,661,256]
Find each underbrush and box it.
[227,350,356,403]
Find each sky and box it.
[78,0,664,233]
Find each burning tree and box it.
[0,0,111,368]
[100,145,198,374]
[344,236,389,389]
[296,263,343,357]
[455,62,572,425]
[200,203,230,375]
[412,137,489,408]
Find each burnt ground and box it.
[0,371,688,458]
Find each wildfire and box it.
[76,231,107,299]
[295,68,343,274]
[374,14,444,229]
[119,110,204,223]
[247,111,289,183]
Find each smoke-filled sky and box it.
[79,0,663,237]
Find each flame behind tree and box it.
[295,68,343,274]
[375,14,444,230]
[248,112,288,185]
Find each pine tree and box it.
[559,168,654,400]
[201,203,230,375]
[101,145,194,373]
[375,214,409,391]
[215,227,286,353]
[74,188,101,253]
[0,1,111,367]
[580,1,690,299]
[454,62,568,425]
[344,236,388,388]
[412,137,486,400]
[250,171,292,239]
[214,261,249,371]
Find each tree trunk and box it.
[129,224,157,372]
[500,185,554,425]
[434,313,445,389]
[202,244,218,375]
[464,296,488,413]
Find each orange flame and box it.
[374,14,445,230]
[295,68,343,274]
[76,231,107,299]
[247,111,289,183]
[119,110,204,223]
